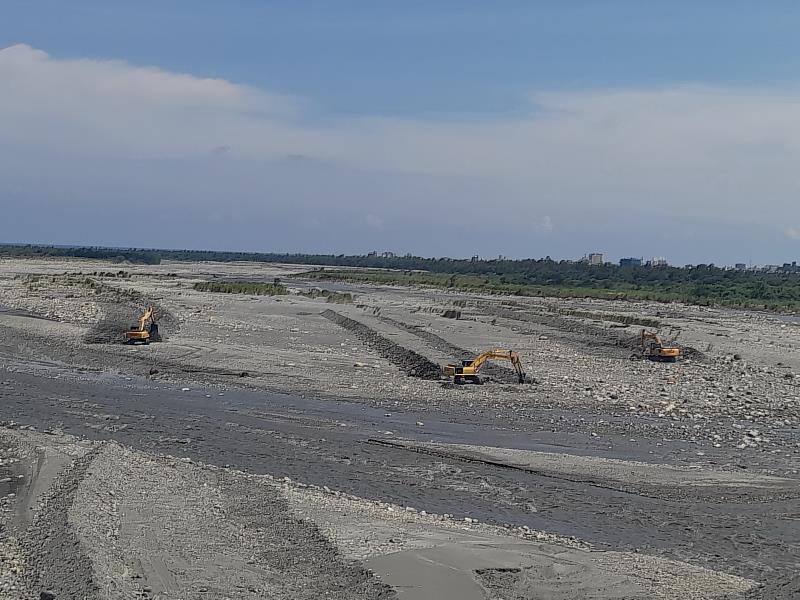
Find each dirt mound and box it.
[620,333,705,361]
[680,345,706,360]
[322,310,441,379]
[84,300,179,344]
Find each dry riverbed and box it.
[0,256,798,598]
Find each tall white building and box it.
[588,252,604,265]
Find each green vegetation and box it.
[0,244,162,264]
[192,281,351,303]
[298,288,354,303]
[193,281,287,295]
[299,269,800,311]
[5,244,800,311]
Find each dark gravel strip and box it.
[321,310,441,379]
[20,449,102,600]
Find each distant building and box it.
[619,257,642,268]
[587,252,604,266]
[780,261,799,273]
[735,263,747,270]
[367,250,378,257]
[381,251,395,258]
[647,257,668,267]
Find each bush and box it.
[193,281,287,295]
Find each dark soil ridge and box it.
[20,448,102,600]
[218,470,396,599]
[321,310,441,379]
[480,304,705,361]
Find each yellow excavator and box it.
[640,330,680,362]
[125,306,161,345]
[443,349,527,384]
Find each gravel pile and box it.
[84,297,179,345]
[321,310,442,379]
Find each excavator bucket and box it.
[148,322,162,342]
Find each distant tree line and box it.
[301,268,800,311]
[4,244,800,309]
[0,244,161,264]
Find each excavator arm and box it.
[641,330,663,347]
[125,306,160,344]
[136,307,154,332]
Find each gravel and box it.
[321,310,442,379]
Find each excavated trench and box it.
[321,310,442,379]
[376,315,524,384]
[480,305,704,361]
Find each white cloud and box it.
[3,44,800,254]
[365,214,384,229]
[785,228,800,240]
[534,215,554,233]
[0,44,296,157]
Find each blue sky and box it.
[7,1,800,116]
[3,2,800,263]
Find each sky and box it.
[3,2,800,264]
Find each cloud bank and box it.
[2,44,799,262]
